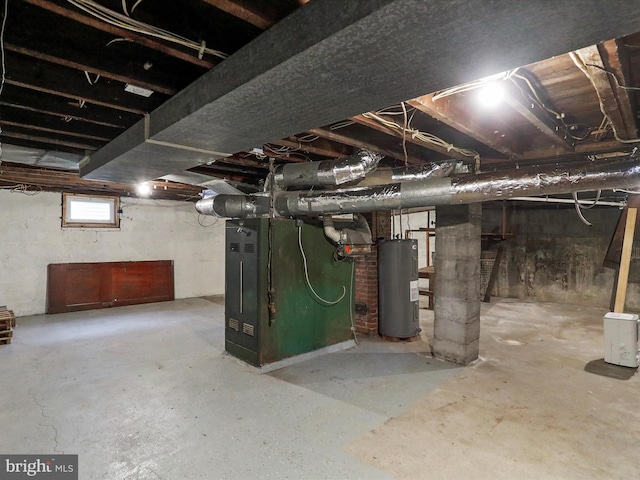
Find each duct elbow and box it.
[323,217,344,244]
[273,150,383,189]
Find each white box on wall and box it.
[604,312,639,368]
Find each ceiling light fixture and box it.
[136,183,152,196]
[477,82,505,109]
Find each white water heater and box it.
[603,312,639,368]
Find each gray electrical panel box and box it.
[378,238,420,338]
[603,312,639,368]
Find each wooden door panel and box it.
[47,261,174,314]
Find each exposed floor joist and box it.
[22,0,216,69]
[81,1,640,183]
[503,80,575,151]
[308,128,424,165]
[574,42,638,141]
[5,43,178,97]
[351,113,472,162]
[408,96,523,160]
[200,0,276,29]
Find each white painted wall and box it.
[0,190,226,316]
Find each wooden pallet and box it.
[0,307,15,345]
[0,306,16,328]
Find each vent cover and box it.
[228,318,240,331]
[244,243,255,253]
[230,242,240,252]
[242,323,255,336]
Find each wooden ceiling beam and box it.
[200,0,275,29]
[307,128,425,165]
[215,155,270,169]
[0,131,98,151]
[22,0,215,69]
[0,164,203,200]
[0,120,110,142]
[351,112,473,162]
[271,137,350,158]
[408,95,523,160]
[521,139,631,160]
[0,101,127,129]
[261,145,309,163]
[574,41,638,141]
[503,80,575,151]
[5,79,146,115]
[5,43,177,96]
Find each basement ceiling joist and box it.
[2,1,640,198]
[79,0,640,183]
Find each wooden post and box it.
[614,207,637,312]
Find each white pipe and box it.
[509,196,624,207]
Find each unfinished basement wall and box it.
[0,190,226,316]
[482,205,640,309]
[354,211,391,334]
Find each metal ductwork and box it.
[196,153,640,218]
[196,193,269,218]
[273,150,382,189]
[355,161,462,187]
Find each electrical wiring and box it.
[432,70,519,101]
[122,0,144,17]
[573,192,593,226]
[0,183,43,195]
[508,72,594,142]
[66,0,227,60]
[361,111,480,163]
[0,0,7,98]
[197,213,218,227]
[264,144,311,162]
[434,68,593,143]
[330,120,355,130]
[349,259,358,345]
[401,101,408,166]
[297,223,346,306]
[570,51,640,144]
[574,190,601,210]
[297,134,320,143]
[84,71,100,85]
[614,188,640,195]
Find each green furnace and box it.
[224,217,354,367]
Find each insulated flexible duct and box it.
[196,153,640,218]
[273,150,382,189]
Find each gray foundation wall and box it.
[482,205,640,309]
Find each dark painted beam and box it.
[81,0,640,183]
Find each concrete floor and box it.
[0,297,638,479]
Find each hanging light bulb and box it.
[136,183,152,196]
[477,81,505,109]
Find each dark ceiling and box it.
[2,0,640,201]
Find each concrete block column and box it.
[433,203,482,365]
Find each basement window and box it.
[62,193,120,228]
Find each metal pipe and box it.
[273,150,382,189]
[508,196,625,207]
